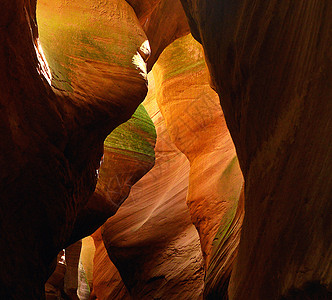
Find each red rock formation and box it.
[45,251,67,300]
[69,103,156,243]
[141,0,191,71]
[92,74,204,299]
[180,0,332,298]
[80,237,95,291]
[153,33,244,298]
[126,0,190,71]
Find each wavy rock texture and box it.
[92,74,204,299]
[124,0,191,71]
[0,0,152,298]
[69,103,156,243]
[180,0,332,299]
[80,237,95,290]
[153,33,244,299]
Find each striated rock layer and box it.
[180,0,332,299]
[92,74,204,299]
[153,33,244,298]
[126,0,190,71]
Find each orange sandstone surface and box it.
[153,33,244,298]
[0,0,331,299]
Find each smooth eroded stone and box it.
[180,1,332,298]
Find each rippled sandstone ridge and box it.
[0,0,331,299]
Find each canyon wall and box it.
[0,0,153,297]
[45,103,156,299]
[180,0,332,298]
[1,0,330,299]
[90,33,244,299]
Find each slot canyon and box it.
[0,0,331,299]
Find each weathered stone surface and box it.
[45,251,66,300]
[93,74,204,299]
[180,0,332,298]
[125,0,161,23]
[80,237,95,290]
[2,1,330,299]
[153,33,244,298]
[45,240,88,300]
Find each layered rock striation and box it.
[90,33,244,299]
[153,33,244,298]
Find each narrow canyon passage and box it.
[0,0,331,299]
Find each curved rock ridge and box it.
[92,73,204,299]
[46,102,156,298]
[179,1,332,299]
[125,0,161,23]
[0,0,153,298]
[69,103,156,243]
[37,0,150,135]
[152,33,244,298]
[125,0,191,71]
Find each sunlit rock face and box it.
[180,0,332,299]
[91,74,205,299]
[153,33,244,298]
[0,0,153,298]
[69,104,156,243]
[37,0,149,112]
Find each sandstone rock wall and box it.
[0,0,154,297]
[180,0,332,298]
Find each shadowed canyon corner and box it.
[0,0,331,299]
